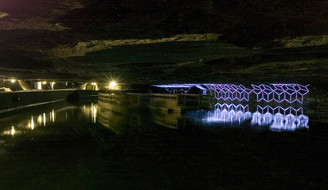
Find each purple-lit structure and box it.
[153,83,253,100]
[153,84,194,94]
[204,84,252,101]
[156,83,311,131]
[252,84,309,103]
[153,83,309,103]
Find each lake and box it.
[0,90,327,190]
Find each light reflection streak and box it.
[11,126,15,135]
[191,103,309,131]
[37,113,47,127]
[82,104,98,123]
[91,103,97,123]
[1,104,98,137]
[37,115,42,125]
[50,109,55,122]
[203,104,252,124]
[3,126,16,136]
[251,112,309,131]
[43,113,46,126]
[28,116,35,130]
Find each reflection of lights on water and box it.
[252,106,309,131]
[204,103,252,124]
[252,111,309,131]
[83,105,89,118]
[39,113,47,126]
[269,114,309,131]
[36,113,47,127]
[204,109,252,124]
[3,126,16,136]
[50,109,55,122]
[43,113,46,126]
[91,103,97,123]
[1,105,98,139]
[37,115,42,125]
[2,104,98,138]
[28,116,35,130]
[82,104,97,123]
[11,126,15,135]
[190,103,309,132]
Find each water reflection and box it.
[0,92,308,135]
[97,93,311,132]
[99,94,309,133]
[0,103,98,137]
[97,106,128,134]
[28,116,35,130]
[186,103,309,131]
[203,103,252,124]
[82,103,98,123]
[50,109,55,123]
[2,126,16,136]
[0,90,321,139]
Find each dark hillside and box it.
[59,0,328,44]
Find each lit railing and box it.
[252,84,309,103]
[205,84,252,101]
[153,83,310,103]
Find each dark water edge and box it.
[0,102,327,190]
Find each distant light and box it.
[37,82,42,90]
[29,116,35,130]
[50,82,55,90]
[91,82,99,90]
[82,83,87,90]
[10,79,16,83]
[109,81,116,89]
[42,81,47,85]
[11,126,15,135]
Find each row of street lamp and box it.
[2,78,119,91]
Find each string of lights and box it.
[153,83,310,103]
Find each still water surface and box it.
[0,96,327,189]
